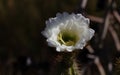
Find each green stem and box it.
[59,52,80,75]
[69,67,72,75]
[69,64,76,75]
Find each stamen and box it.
[58,33,66,45]
[57,30,79,46]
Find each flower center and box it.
[57,30,79,46]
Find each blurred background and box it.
[0,0,120,75]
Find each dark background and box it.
[0,0,120,75]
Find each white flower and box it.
[42,12,95,52]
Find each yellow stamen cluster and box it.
[57,30,79,46]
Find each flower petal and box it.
[42,12,95,52]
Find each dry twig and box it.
[80,0,88,9]
[87,15,103,23]
[101,13,111,40]
[86,45,106,75]
[87,54,106,75]
[86,45,94,53]
[113,10,120,23]
[109,26,120,51]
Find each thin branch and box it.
[108,25,120,51]
[87,55,106,75]
[101,0,118,40]
[101,13,111,40]
[113,10,120,23]
[80,0,88,9]
[87,15,103,23]
[108,62,113,73]
[94,57,106,75]
[108,0,113,5]
[86,45,106,75]
[86,45,94,53]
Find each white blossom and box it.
[42,12,95,52]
